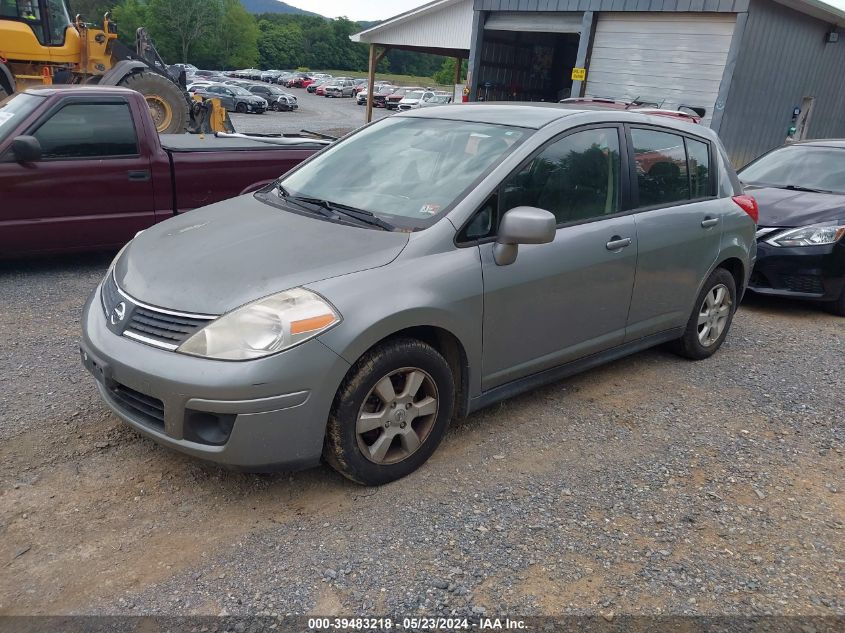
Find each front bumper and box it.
[748,239,845,302]
[80,287,351,471]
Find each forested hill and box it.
[239,0,322,17]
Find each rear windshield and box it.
[0,93,45,144]
[740,145,845,194]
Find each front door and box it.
[479,126,638,390]
[0,98,156,255]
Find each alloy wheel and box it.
[356,367,439,465]
[697,283,732,347]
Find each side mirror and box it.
[493,206,556,266]
[12,136,42,163]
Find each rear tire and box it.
[324,339,454,486]
[671,268,737,360]
[118,71,188,134]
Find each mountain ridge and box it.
[239,0,323,17]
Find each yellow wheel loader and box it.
[0,0,232,133]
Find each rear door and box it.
[0,96,156,255]
[624,126,723,340]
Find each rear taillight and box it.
[732,194,759,224]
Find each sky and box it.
[287,0,845,20]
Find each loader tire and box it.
[0,85,9,101]
[119,71,189,134]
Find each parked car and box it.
[353,78,367,93]
[307,78,330,94]
[247,84,298,111]
[324,79,356,98]
[80,104,756,485]
[361,84,397,107]
[315,83,329,97]
[397,89,437,111]
[186,80,215,93]
[286,74,315,89]
[419,92,453,108]
[197,84,268,114]
[0,87,328,256]
[385,87,423,110]
[739,140,845,314]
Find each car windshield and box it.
[0,93,45,144]
[272,116,527,230]
[740,145,845,194]
[405,91,425,100]
[231,86,252,96]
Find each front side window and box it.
[274,117,527,230]
[501,128,622,225]
[33,103,138,159]
[0,92,45,144]
[631,128,690,207]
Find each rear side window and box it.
[687,138,711,199]
[631,128,689,207]
[33,103,138,159]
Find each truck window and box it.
[33,102,139,159]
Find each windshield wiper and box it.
[272,181,395,231]
[781,184,833,194]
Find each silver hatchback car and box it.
[81,104,757,485]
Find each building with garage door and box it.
[466,0,845,165]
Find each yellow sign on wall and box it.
[571,67,586,81]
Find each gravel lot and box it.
[230,86,390,139]
[1,249,843,619]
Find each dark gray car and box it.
[197,84,267,114]
[80,104,757,485]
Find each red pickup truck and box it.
[0,86,329,256]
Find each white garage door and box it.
[584,13,736,126]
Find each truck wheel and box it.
[118,71,189,134]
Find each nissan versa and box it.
[81,105,757,485]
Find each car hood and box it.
[744,185,845,228]
[115,195,410,315]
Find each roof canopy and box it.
[350,0,474,57]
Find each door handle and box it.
[701,217,720,228]
[128,170,151,182]
[606,236,632,251]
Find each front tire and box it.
[671,268,737,360]
[324,339,454,486]
[827,286,845,316]
[235,102,247,114]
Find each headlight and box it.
[177,288,340,360]
[766,222,845,247]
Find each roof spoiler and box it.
[679,105,706,118]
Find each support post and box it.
[570,11,596,98]
[365,44,390,124]
[453,56,462,86]
[366,43,377,124]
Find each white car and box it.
[419,93,453,108]
[397,90,436,111]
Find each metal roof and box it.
[349,0,473,53]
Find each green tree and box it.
[111,0,149,45]
[433,58,467,85]
[146,0,223,63]
[68,0,114,22]
[215,0,259,68]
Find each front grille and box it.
[125,306,213,349]
[782,274,825,294]
[101,271,216,350]
[110,383,165,430]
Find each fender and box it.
[0,62,15,94]
[98,59,148,86]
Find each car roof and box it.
[399,102,714,133]
[792,139,845,149]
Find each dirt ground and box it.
[0,253,843,618]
